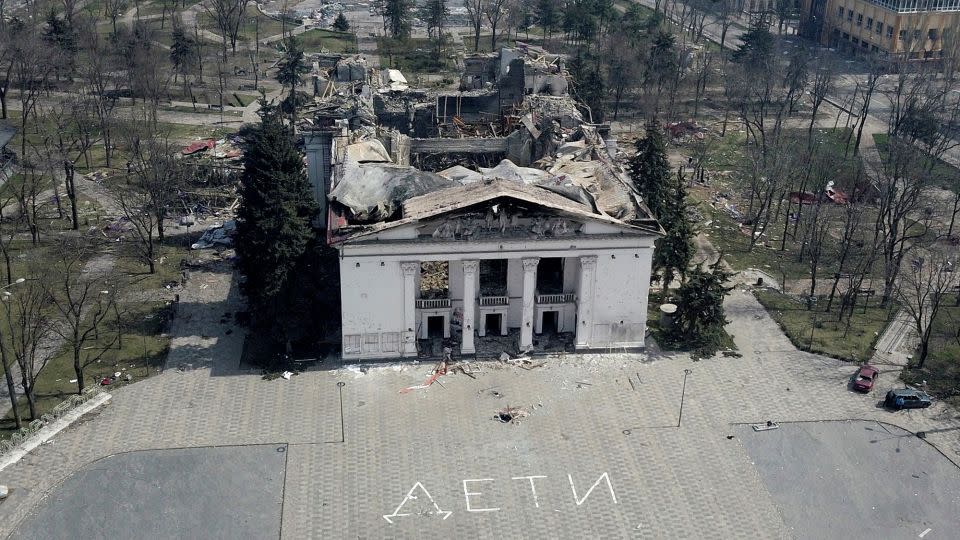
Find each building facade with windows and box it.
[801,0,960,58]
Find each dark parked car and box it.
[852,364,879,392]
[885,388,933,410]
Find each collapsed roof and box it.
[305,46,661,243]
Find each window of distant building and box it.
[869,0,960,12]
[856,13,863,26]
[847,9,853,20]
[838,5,844,17]
[876,22,883,35]
[913,29,921,40]
[866,18,873,30]
[929,28,939,41]
[887,26,893,39]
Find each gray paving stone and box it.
[0,274,957,539]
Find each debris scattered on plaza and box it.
[496,406,529,424]
[752,421,781,432]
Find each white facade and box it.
[336,215,656,360]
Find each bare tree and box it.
[9,31,53,157]
[103,0,130,36]
[2,268,53,420]
[0,190,19,285]
[465,0,486,52]
[0,276,23,428]
[205,0,251,57]
[806,56,834,150]
[33,99,97,230]
[125,132,188,247]
[484,0,508,50]
[114,185,160,274]
[870,138,933,307]
[47,238,120,393]
[12,160,51,246]
[691,50,715,118]
[897,248,958,368]
[77,20,123,168]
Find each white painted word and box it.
[383,472,617,524]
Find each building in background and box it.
[801,0,960,59]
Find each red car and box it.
[853,365,879,392]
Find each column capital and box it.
[462,260,480,275]
[579,255,598,270]
[521,257,540,272]
[400,261,419,276]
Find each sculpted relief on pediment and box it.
[424,206,584,240]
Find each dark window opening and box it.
[427,316,445,339]
[542,311,559,334]
[485,313,502,334]
[480,259,508,296]
[536,258,564,294]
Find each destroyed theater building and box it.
[301,45,663,360]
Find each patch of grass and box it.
[165,105,244,117]
[298,29,357,53]
[159,122,239,142]
[198,6,292,42]
[115,239,193,290]
[873,133,960,194]
[901,305,960,407]
[1,300,172,439]
[755,289,894,362]
[232,93,259,107]
[378,37,453,74]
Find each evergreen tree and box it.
[628,120,671,219]
[169,18,197,92]
[332,12,350,32]
[418,0,449,54]
[275,37,310,127]
[235,101,318,328]
[43,8,78,79]
[536,0,559,41]
[654,169,695,288]
[732,19,774,67]
[384,0,413,38]
[673,257,734,346]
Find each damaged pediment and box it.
[422,208,583,241]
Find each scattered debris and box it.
[496,406,529,424]
[191,220,236,250]
[281,371,293,380]
[752,421,780,432]
[399,361,447,393]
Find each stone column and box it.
[400,262,419,356]
[575,256,598,349]
[520,257,540,350]
[461,260,479,355]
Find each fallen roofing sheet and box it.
[182,139,216,155]
[401,178,598,222]
[330,160,454,222]
[478,159,551,185]
[345,139,392,163]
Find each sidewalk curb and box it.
[0,393,112,473]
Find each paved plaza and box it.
[1,264,959,539]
